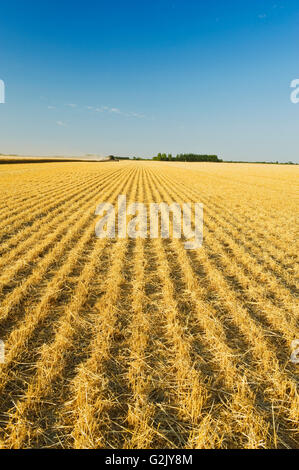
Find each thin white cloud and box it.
[258,14,267,18]
[129,112,146,119]
[103,107,146,118]
[110,108,122,114]
[50,103,147,120]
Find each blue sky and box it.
[0,0,299,161]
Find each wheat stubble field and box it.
[0,161,298,449]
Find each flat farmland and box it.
[0,161,298,449]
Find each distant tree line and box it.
[108,155,131,160]
[153,153,222,162]
[108,155,149,160]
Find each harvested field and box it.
[0,161,298,449]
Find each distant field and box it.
[0,161,298,449]
[0,155,111,163]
